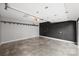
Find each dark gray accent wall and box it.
[40,21,77,43]
[0,22,1,43]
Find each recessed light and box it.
[47,17,48,18]
[36,11,39,14]
[54,14,57,16]
[44,6,48,9]
[65,11,69,13]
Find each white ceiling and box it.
[0,3,79,23]
[9,3,67,22]
[64,3,79,21]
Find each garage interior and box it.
[0,3,79,56]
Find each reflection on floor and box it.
[0,37,78,56]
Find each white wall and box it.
[0,3,39,44]
[0,16,39,43]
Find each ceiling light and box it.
[44,6,48,9]
[32,16,40,21]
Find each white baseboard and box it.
[78,45,79,48]
[0,36,39,45]
[40,36,74,44]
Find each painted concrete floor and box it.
[0,37,78,56]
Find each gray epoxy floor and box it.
[0,37,78,56]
